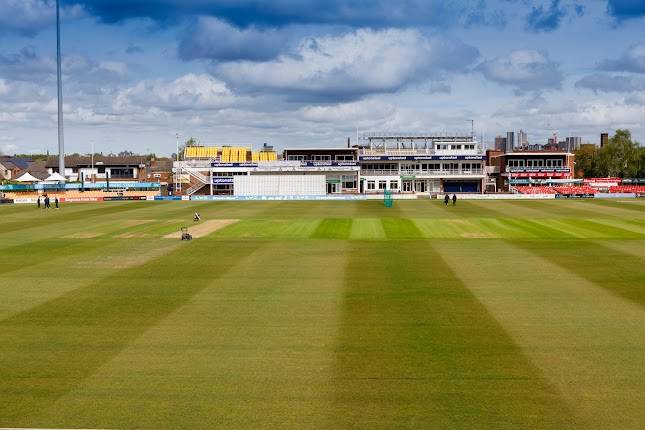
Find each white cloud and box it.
[214,28,478,101]
[300,100,396,123]
[575,73,645,93]
[0,142,18,155]
[478,50,562,92]
[178,17,287,61]
[98,61,128,78]
[601,42,645,74]
[0,47,128,83]
[0,0,85,36]
[0,78,49,102]
[114,73,239,113]
[625,91,645,105]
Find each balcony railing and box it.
[361,169,484,176]
[359,148,484,156]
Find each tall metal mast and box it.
[56,0,65,176]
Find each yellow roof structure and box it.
[184,146,219,159]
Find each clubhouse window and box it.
[390,181,399,189]
[367,181,376,190]
[335,155,354,161]
[312,155,331,161]
[287,155,305,161]
[110,168,134,177]
[378,180,387,190]
[342,175,356,189]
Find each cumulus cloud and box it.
[0,78,49,102]
[599,42,645,74]
[113,73,239,113]
[575,73,645,93]
[0,0,54,36]
[625,92,645,105]
[71,0,502,29]
[478,49,563,92]
[0,0,84,36]
[300,100,396,123]
[213,29,479,102]
[0,47,128,83]
[178,17,287,62]
[0,141,19,155]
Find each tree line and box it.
[575,129,644,178]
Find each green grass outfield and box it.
[1,199,644,429]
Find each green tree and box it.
[597,129,640,178]
[176,137,198,161]
[574,144,598,178]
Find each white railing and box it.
[175,159,213,168]
[361,169,484,176]
[360,148,484,156]
[360,149,431,156]
[186,182,207,195]
[183,168,209,184]
[360,170,399,176]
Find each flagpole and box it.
[56,0,65,178]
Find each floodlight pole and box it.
[56,0,65,178]
[175,132,181,194]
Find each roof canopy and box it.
[44,172,67,182]
[15,172,40,182]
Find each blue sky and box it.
[0,0,644,155]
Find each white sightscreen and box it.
[234,175,326,196]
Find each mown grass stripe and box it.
[31,241,349,429]
[435,239,645,428]
[0,237,179,321]
[585,218,645,237]
[499,218,575,239]
[349,218,386,240]
[581,198,645,214]
[211,218,321,239]
[0,202,149,235]
[311,218,352,239]
[0,239,264,425]
[513,240,645,308]
[381,218,423,239]
[334,241,575,428]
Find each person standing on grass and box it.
[55,197,59,209]
[444,194,449,206]
[452,194,457,206]
[44,195,50,209]
[37,196,41,209]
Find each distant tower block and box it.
[600,133,608,148]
